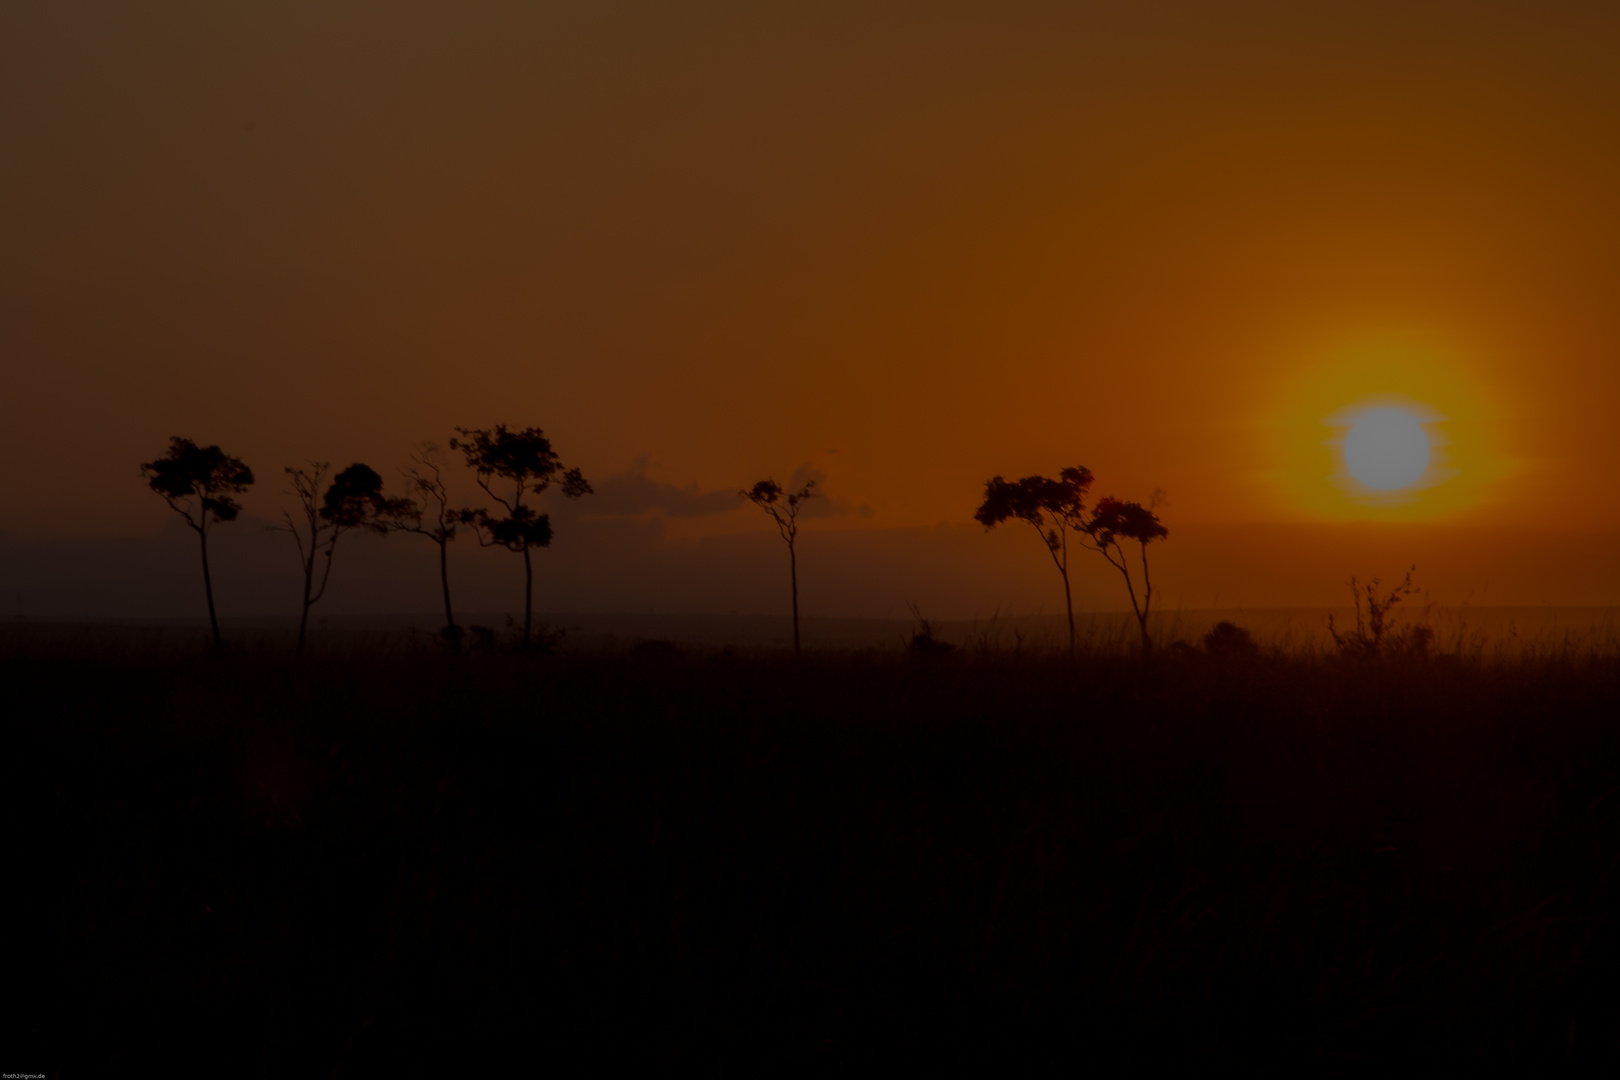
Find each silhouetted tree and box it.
[1086,496,1169,652]
[741,477,817,658]
[140,437,255,647]
[974,467,1092,654]
[277,462,412,654]
[398,443,459,642]
[450,425,591,647]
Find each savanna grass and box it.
[6,628,1620,1072]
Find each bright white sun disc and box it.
[1342,408,1430,490]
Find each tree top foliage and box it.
[320,463,415,532]
[1089,496,1169,547]
[742,477,816,511]
[450,425,592,498]
[974,465,1166,548]
[973,467,1092,531]
[140,436,255,526]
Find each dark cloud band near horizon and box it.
[550,456,872,521]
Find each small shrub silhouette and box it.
[1203,620,1259,658]
[906,603,956,658]
[1329,566,1434,659]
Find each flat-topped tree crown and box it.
[321,463,416,532]
[974,467,1093,549]
[141,436,256,531]
[1087,497,1168,547]
[450,425,591,501]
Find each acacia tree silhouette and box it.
[974,467,1092,655]
[277,463,412,654]
[741,477,817,658]
[140,437,255,647]
[398,443,460,642]
[450,425,591,647]
[1086,495,1169,652]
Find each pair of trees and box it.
[975,466,1167,653]
[141,426,590,650]
[277,462,414,653]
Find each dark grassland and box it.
[6,630,1620,1073]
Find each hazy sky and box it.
[5,2,1620,609]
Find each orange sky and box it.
[4,2,1619,611]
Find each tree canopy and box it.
[451,425,591,554]
[321,463,415,532]
[973,467,1093,546]
[141,436,255,530]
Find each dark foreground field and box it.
[6,630,1620,1073]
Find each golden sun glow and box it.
[1270,339,1515,522]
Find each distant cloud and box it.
[575,459,873,522]
[786,465,874,521]
[584,456,741,518]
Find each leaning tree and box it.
[276,462,413,655]
[397,442,461,642]
[1085,495,1168,652]
[451,425,591,647]
[974,467,1092,655]
[741,477,817,659]
[140,437,255,646]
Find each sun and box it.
[1341,407,1431,491]
[1267,337,1513,521]
[1320,397,1449,507]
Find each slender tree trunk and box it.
[1136,541,1154,653]
[1061,567,1075,656]
[522,543,533,647]
[198,527,222,648]
[1107,545,1149,654]
[438,537,456,633]
[789,540,800,659]
[297,551,314,656]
